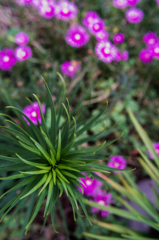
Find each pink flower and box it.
[0,48,17,71]
[113,0,128,9]
[148,143,159,159]
[23,102,45,125]
[143,32,158,47]
[55,0,78,21]
[15,46,32,61]
[113,33,125,44]
[139,49,153,63]
[115,50,123,62]
[95,41,118,63]
[88,17,105,35]
[65,25,90,48]
[38,3,55,19]
[16,0,32,5]
[127,0,141,6]
[15,32,29,45]
[108,156,127,173]
[61,60,81,78]
[126,8,144,23]
[157,0,159,5]
[122,50,129,60]
[92,190,113,217]
[152,44,159,58]
[82,11,99,27]
[95,30,109,42]
[78,174,102,197]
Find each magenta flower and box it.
[126,8,144,23]
[139,49,153,63]
[113,33,125,44]
[143,32,158,47]
[152,44,159,58]
[61,61,81,78]
[88,17,105,35]
[113,0,128,9]
[122,50,129,61]
[127,0,141,6]
[95,41,117,63]
[15,32,29,45]
[157,0,159,5]
[16,0,32,5]
[107,156,127,173]
[23,102,45,125]
[78,174,102,197]
[148,143,159,159]
[82,11,99,27]
[0,48,17,71]
[15,46,32,61]
[55,0,78,21]
[95,30,109,42]
[115,50,123,62]
[65,25,90,48]
[92,190,113,217]
[38,3,55,19]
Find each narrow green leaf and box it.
[56,130,61,161]
[61,103,70,149]
[38,172,52,196]
[44,177,54,216]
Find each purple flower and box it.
[127,0,141,6]
[126,8,144,24]
[15,46,32,61]
[78,174,102,197]
[95,30,109,42]
[113,33,125,44]
[16,0,32,5]
[152,44,159,58]
[15,32,29,45]
[157,0,159,5]
[148,143,159,159]
[88,17,105,35]
[122,50,129,61]
[113,0,128,9]
[38,3,55,19]
[61,61,81,78]
[65,25,90,48]
[82,11,99,27]
[0,48,17,71]
[115,50,123,62]
[143,32,158,47]
[139,49,153,63]
[23,102,45,125]
[107,156,127,173]
[92,190,113,217]
[95,41,118,63]
[55,0,78,21]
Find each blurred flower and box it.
[78,173,102,197]
[23,102,45,125]
[139,49,153,63]
[92,190,113,217]
[108,156,127,173]
[115,50,123,61]
[16,0,33,5]
[157,0,159,5]
[113,0,128,9]
[0,48,17,71]
[88,17,105,35]
[113,33,125,44]
[65,25,90,48]
[127,0,141,6]
[55,0,78,21]
[82,11,99,27]
[143,32,158,47]
[95,41,117,63]
[15,32,30,45]
[122,50,129,60]
[61,60,81,78]
[15,46,32,61]
[95,30,109,42]
[147,142,159,159]
[152,44,159,58]
[126,8,143,23]
[38,3,55,18]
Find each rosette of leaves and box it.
[0,76,120,235]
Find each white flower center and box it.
[154,47,159,54]
[74,33,81,40]
[31,111,37,117]
[63,7,69,14]
[3,56,10,62]
[68,66,74,71]
[98,200,105,206]
[148,39,155,45]
[86,180,92,186]
[94,23,100,30]
[17,49,26,58]
[114,162,119,167]
[19,37,25,43]
[104,48,110,54]
[156,149,159,154]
